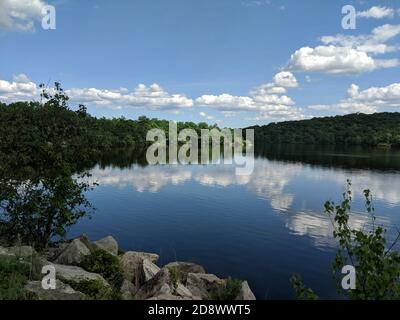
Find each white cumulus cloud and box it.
[196,72,303,121]
[288,24,400,74]
[357,6,396,19]
[0,0,49,31]
[308,82,400,114]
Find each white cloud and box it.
[289,24,400,74]
[321,24,400,55]
[287,45,397,74]
[66,84,194,111]
[273,71,298,88]
[357,6,395,19]
[308,82,400,114]
[0,0,48,31]
[0,74,38,101]
[199,111,215,120]
[241,0,272,7]
[0,75,193,111]
[196,72,303,121]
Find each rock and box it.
[175,283,199,299]
[53,264,109,287]
[135,268,171,300]
[186,273,225,299]
[7,246,36,258]
[25,280,85,300]
[135,268,198,300]
[120,279,136,300]
[120,251,159,288]
[143,259,160,282]
[164,262,205,283]
[235,281,256,300]
[94,236,118,256]
[54,239,90,265]
[75,234,97,252]
[0,246,14,257]
[147,293,186,300]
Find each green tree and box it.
[292,180,400,300]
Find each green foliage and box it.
[80,249,123,290]
[167,266,182,294]
[249,113,400,147]
[0,83,97,249]
[210,277,242,300]
[0,82,222,249]
[291,180,400,300]
[0,253,41,300]
[64,279,118,300]
[325,180,400,299]
[290,275,318,300]
[0,173,94,249]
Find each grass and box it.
[0,252,42,300]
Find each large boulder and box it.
[135,268,199,300]
[186,273,225,299]
[52,264,109,287]
[143,259,160,282]
[120,279,136,300]
[235,281,256,300]
[94,236,118,256]
[120,251,159,288]
[164,262,205,284]
[25,280,85,300]
[134,268,170,300]
[54,239,90,265]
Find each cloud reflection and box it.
[88,157,399,248]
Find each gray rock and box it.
[54,239,90,265]
[7,246,36,258]
[94,236,118,256]
[53,264,109,287]
[235,281,256,300]
[120,279,136,300]
[143,259,160,282]
[147,293,186,300]
[121,251,159,287]
[0,246,14,257]
[135,268,171,300]
[175,283,198,299]
[164,262,205,283]
[25,280,85,300]
[186,273,224,299]
[135,268,198,300]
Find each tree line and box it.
[248,113,400,148]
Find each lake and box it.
[69,146,400,299]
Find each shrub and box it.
[291,180,400,300]
[210,277,242,300]
[65,279,116,300]
[80,249,123,289]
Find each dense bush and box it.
[80,249,124,289]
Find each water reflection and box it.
[87,149,400,249]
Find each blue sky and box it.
[0,0,399,127]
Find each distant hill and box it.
[247,113,400,147]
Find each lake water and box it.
[69,146,400,299]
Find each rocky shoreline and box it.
[0,235,256,300]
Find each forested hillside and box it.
[248,113,400,147]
